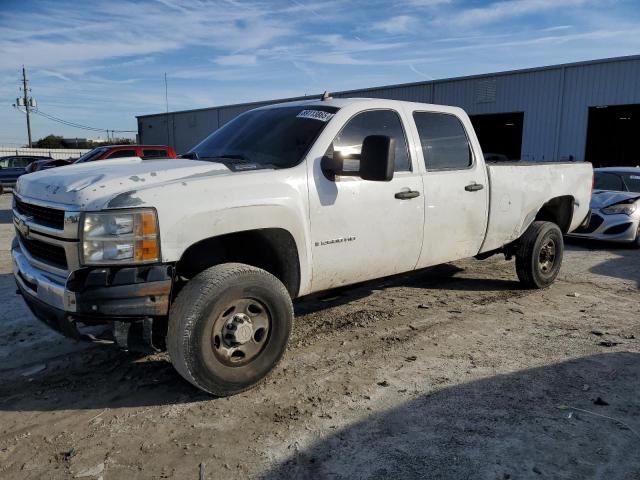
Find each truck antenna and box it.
[321,91,332,101]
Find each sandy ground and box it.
[0,192,638,480]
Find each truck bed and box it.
[479,162,593,253]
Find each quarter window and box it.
[327,110,411,172]
[413,112,472,170]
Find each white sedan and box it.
[569,167,640,247]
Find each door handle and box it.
[395,190,421,200]
[465,183,484,192]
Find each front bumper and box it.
[12,241,173,340]
[568,210,640,243]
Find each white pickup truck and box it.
[12,98,592,396]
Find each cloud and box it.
[214,54,258,66]
[401,0,452,6]
[372,15,418,34]
[451,0,592,26]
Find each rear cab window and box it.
[413,112,473,170]
[142,149,168,159]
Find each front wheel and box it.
[167,263,293,396]
[515,221,564,289]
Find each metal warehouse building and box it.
[137,55,640,166]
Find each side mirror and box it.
[321,135,395,182]
[359,135,395,182]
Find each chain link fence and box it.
[0,147,89,160]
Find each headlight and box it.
[601,202,638,216]
[81,209,160,265]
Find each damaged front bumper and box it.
[12,240,173,348]
[568,210,640,243]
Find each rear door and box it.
[410,110,489,267]
[308,108,424,291]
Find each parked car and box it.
[568,167,640,247]
[25,145,178,173]
[12,98,592,396]
[0,155,52,194]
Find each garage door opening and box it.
[469,112,524,161]
[585,104,640,167]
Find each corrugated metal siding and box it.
[559,60,640,161]
[138,56,640,159]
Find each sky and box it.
[1,0,639,146]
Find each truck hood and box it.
[15,157,231,209]
[591,190,640,210]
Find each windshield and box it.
[188,105,339,169]
[594,171,640,193]
[75,147,108,164]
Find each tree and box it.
[35,134,65,148]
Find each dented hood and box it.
[590,190,640,210]
[15,157,231,209]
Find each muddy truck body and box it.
[11,98,592,396]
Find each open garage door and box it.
[585,104,640,167]
[469,112,524,161]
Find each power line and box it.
[15,106,136,134]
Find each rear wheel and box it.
[167,263,293,396]
[515,221,564,289]
[633,224,640,249]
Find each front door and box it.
[410,110,489,268]
[308,109,424,292]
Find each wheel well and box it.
[176,228,301,298]
[534,196,574,233]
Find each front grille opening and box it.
[574,213,604,234]
[604,223,632,235]
[18,233,68,269]
[14,198,65,230]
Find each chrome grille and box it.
[18,232,69,270]
[14,198,65,230]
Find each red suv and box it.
[26,145,177,173]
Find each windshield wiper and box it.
[181,152,199,160]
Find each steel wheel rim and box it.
[538,238,557,274]
[211,298,271,366]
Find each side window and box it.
[413,112,472,170]
[107,149,137,159]
[142,149,167,159]
[327,110,411,172]
[10,157,30,168]
[594,172,625,191]
[0,158,9,168]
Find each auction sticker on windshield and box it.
[297,110,335,122]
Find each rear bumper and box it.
[12,241,173,340]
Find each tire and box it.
[515,221,564,289]
[167,263,293,396]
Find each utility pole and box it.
[22,66,33,147]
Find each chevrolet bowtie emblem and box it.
[17,218,30,238]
